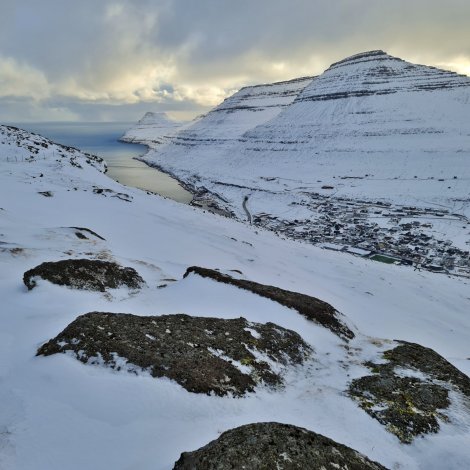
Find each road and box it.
[242,195,252,224]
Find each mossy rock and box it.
[173,422,388,469]
[383,341,470,397]
[37,313,311,396]
[184,266,354,340]
[349,341,470,443]
[23,259,145,292]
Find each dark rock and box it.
[173,422,388,469]
[69,227,106,240]
[383,341,470,397]
[23,259,144,292]
[349,341,470,443]
[37,313,311,396]
[184,266,354,340]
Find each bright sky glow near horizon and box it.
[1,0,469,123]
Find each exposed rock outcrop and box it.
[349,341,470,443]
[37,313,311,396]
[173,422,388,469]
[184,266,354,340]
[23,259,144,292]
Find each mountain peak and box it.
[137,112,174,125]
[295,49,470,104]
[328,50,402,70]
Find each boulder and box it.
[23,259,144,292]
[184,266,354,340]
[173,422,388,469]
[349,341,470,443]
[37,312,311,396]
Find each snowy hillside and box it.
[1,124,470,469]
[128,51,470,276]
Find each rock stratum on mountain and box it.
[130,51,470,277]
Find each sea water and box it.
[11,121,193,203]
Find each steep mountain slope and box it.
[130,51,470,275]
[1,125,469,469]
[238,50,470,186]
[167,76,314,145]
[132,76,314,179]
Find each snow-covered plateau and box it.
[130,51,470,277]
[0,51,469,470]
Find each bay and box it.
[10,121,193,203]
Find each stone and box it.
[173,422,388,469]
[349,341,470,443]
[37,312,311,396]
[184,266,354,340]
[23,259,144,292]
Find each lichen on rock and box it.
[348,341,470,443]
[37,312,311,396]
[23,259,145,292]
[173,422,389,469]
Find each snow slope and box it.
[1,124,469,469]
[128,51,470,275]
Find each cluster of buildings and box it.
[252,193,470,277]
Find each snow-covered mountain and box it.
[1,124,470,469]
[159,76,313,151]
[238,50,470,183]
[128,51,470,276]
[121,111,186,145]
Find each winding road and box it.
[243,195,252,224]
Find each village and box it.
[252,193,470,278]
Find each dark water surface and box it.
[11,122,193,203]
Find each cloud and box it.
[1,0,469,122]
[0,55,50,100]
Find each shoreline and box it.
[120,134,235,217]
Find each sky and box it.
[1,0,470,123]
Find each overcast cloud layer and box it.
[1,0,470,122]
